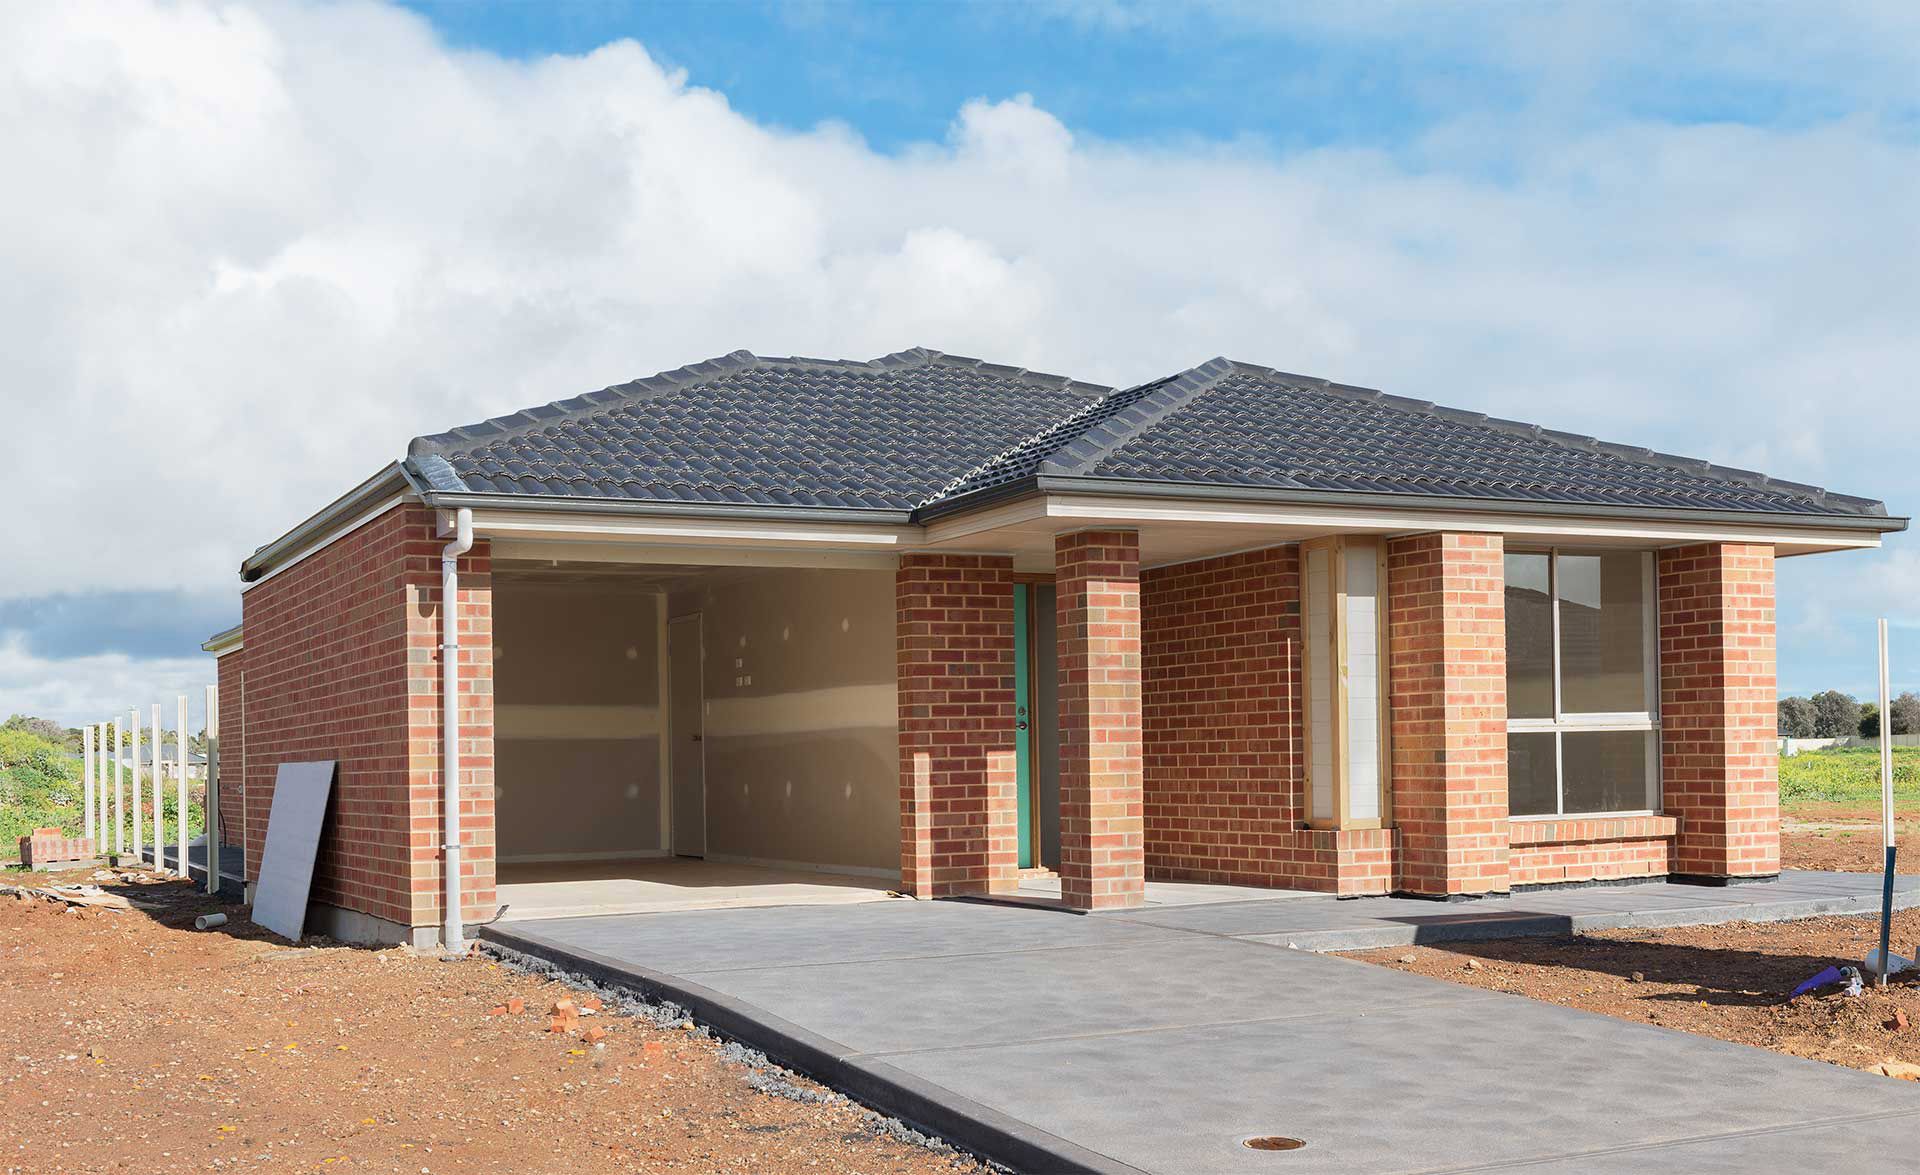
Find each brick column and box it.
[1658,543,1779,880]
[1056,530,1145,910]
[896,554,1019,897]
[404,528,496,932]
[1387,532,1509,897]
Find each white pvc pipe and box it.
[177,695,188,883]
[151,705,163,870]
[82,725,95,844]
[111,718,123,855]
[1880,618,1894,851]
[440,507,474,953]
[206,683,220,896]
[130,709,142,862]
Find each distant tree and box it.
[1777,696,1817,738]
[1891,692,1920,737]
[2,714,64,743]
[1860,704,1881,739]
[1810,690,1862,739]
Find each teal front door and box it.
[1013,583,1034,869]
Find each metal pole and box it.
[99,721,110,851]
[130,709,143,864]
[151,704,163,871]
[82,725,95,844]
[205,683,220,896]
[177,695,189,885]
[1876,618,1896,986]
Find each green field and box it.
[1778,745,1920,814]
[0,727,203,861]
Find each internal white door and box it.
[667,614,706,857]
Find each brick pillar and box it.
[1659,543,1779,880]
[405,529,496,933]
[896,554,1019,897]
[1387,533,1509,897]
[1056,530,1145,910]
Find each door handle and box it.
[691,734,703,742]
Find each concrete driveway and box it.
[487,896,1920,1174]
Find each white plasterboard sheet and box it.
[251,760,337,942]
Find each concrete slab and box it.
[1111,870,1920,952]
[485,877,1920,1174]
[492,857,897,922]
[1012,876,1325,907]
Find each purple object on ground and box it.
[1789,965,1844,1000]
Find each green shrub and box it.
[1778,745,1920,810]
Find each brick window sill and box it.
[1508,815,1678,846]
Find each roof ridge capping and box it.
[1247,364,1890,518]
[1041,357,1238,476]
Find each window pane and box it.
[1504,553,1553,719]
[1561,730,1654,813]
[1508,732,1557,816]
[1557,552,1650,714]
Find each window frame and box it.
[1504,547,1662,820]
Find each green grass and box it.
[0,728,203,857]
[1778,745,1920,813]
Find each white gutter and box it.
[440,507,474,953]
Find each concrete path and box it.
[493,857,895,922]
[485,877,1920,1174]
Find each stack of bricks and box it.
[19,827,93,869]
[895,553,1019,898]
[1055,530,1145,910]
[1387,532,1510,897]
[1659,542,1779,880]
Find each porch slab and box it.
[484,873,1920,1174]
[1108,870,1920,952]
[491,857,899,923]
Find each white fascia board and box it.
[469,508,919,552]
[489,537,900,571]
[239,493,413,593]
[1037,493,1886,551]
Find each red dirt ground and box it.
[1782,821,1920,874]
[0,868,981,1174]
[1350,909,1920,1080]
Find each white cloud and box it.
[1,0,1916,718]
[0,635,212,732]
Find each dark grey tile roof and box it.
[407,351,1889,521]
[940,359,1888,518]
[407,349,1109,512]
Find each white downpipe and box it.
[440,507,474,953]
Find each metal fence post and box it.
[111,718,123,856]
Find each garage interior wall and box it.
[668,566,899,876]
[493,578,664,862]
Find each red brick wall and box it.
[240,504,494,936]
[1509,816,1675,886]
[1142,547,1308,887]
[1387,532,1510,896]
[896,553,1018,897]
[1659,543,1779,878]
[214,648,246,874]
[1055,530,1145,910]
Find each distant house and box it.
[203,349,1903,946]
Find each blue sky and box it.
[2,0,1917,726]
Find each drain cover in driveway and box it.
[1243,1136,1306,1151]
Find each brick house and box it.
[205,350,1901,946]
